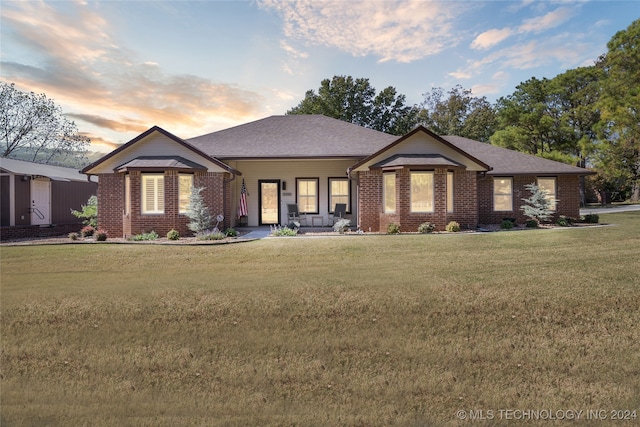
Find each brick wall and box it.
[0,223,84,241]
[358,168,480,232]
[478,174,581,225]
[98,170,231,238]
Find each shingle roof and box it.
[187,115,398,159]
[371,154,465,169]
[0,157,94,182]
[116,156,206,172]
[442,135,594,175]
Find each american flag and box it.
[237,179,248,218]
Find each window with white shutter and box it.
[142,174,164,214]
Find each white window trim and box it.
[297,178,319,214]
[383,172,396,214]
[493,177,513,212]
[179,174,194,214]
[537,177,557,211]
[328,177,350,213]
[142,174,164,214]
[410,171,435,213]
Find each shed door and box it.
[31,179,51,225]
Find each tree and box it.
[0,82,90,167]
[287,75,420,135]
[185,187,213,234]
[491,77,554,155]
[594,19,640,201]
[71,195,98,228]
[420,85,497,142]
[521,183,555,224]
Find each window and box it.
[411,171,434,213]
[383,173,396,213]
[493,177,513,211]
[329,178,350,212]
[447,172,454,213]
[297,178,318,213]
[179,174,193,214]
[124,174,131,215]
[537,177,557,211]
[142,174,164,214]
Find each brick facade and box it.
[477,174,580,225]
[358,170,581,232]
[357,168,479,233]
[98,170,232,238]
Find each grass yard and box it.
[1,213,639,426]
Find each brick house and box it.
[81,115,593,237]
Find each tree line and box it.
[287,19,639,202]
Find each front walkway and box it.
[580,204,640,215]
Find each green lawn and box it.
[2,213,639,426]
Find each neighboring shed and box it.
[0,158,98,240]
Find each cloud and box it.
[260,0,467,63]
[471,6,577,51]
[0,1,265,146]
[67,114,149,133]
[448,71,472,80]
[471,28,515,50]
[518,7,575,34]
[79,133,122,152]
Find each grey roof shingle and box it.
[371,154,465,169]
[116,156,206,171]
[0,157,93,182]
[442,135,593,175]
[187,115,398,159]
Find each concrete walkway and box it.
[580,204,640,215]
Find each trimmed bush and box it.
[500,219,514,230]
[224,228,238,237]
[556,216,573,227]
[418,222,436,233]
[583,213,600,224]
[167,229,180,240]
[196,230,226,240]
[445,221,460,232]
[387,223,401,234]
[270,225,298,237]
[95,229,108,241]
[68,232,79,241]
[333,219,351,233]
[525,219,539,228]
[81,225,95,237]
[129,231,159,241]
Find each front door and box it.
[259,180,280,225]
[31,178,51,225]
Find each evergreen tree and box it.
[521,183,555,224]
[186,187,213,234]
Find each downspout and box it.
[223,172,237,229]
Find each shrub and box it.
[387,223,401,234]
[224,228,238,237]
[81,225,95,237]
[95,229,108,241]
[445,221,460,232]
[68,232,79,241]
[525,219,539,228]
[556,216,573,227]
[71,195,98,228]
[167,229,180,240]
[500,219,514,230]
[418,222,436,233]
[270,225,298,237]
[333,219,351,233]
[129,231,159,241]
[196,229,226,240]
[583,213,600,224]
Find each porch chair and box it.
[328,203,347,226]
[287,203,307,226]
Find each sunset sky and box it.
[1,0,637,153]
